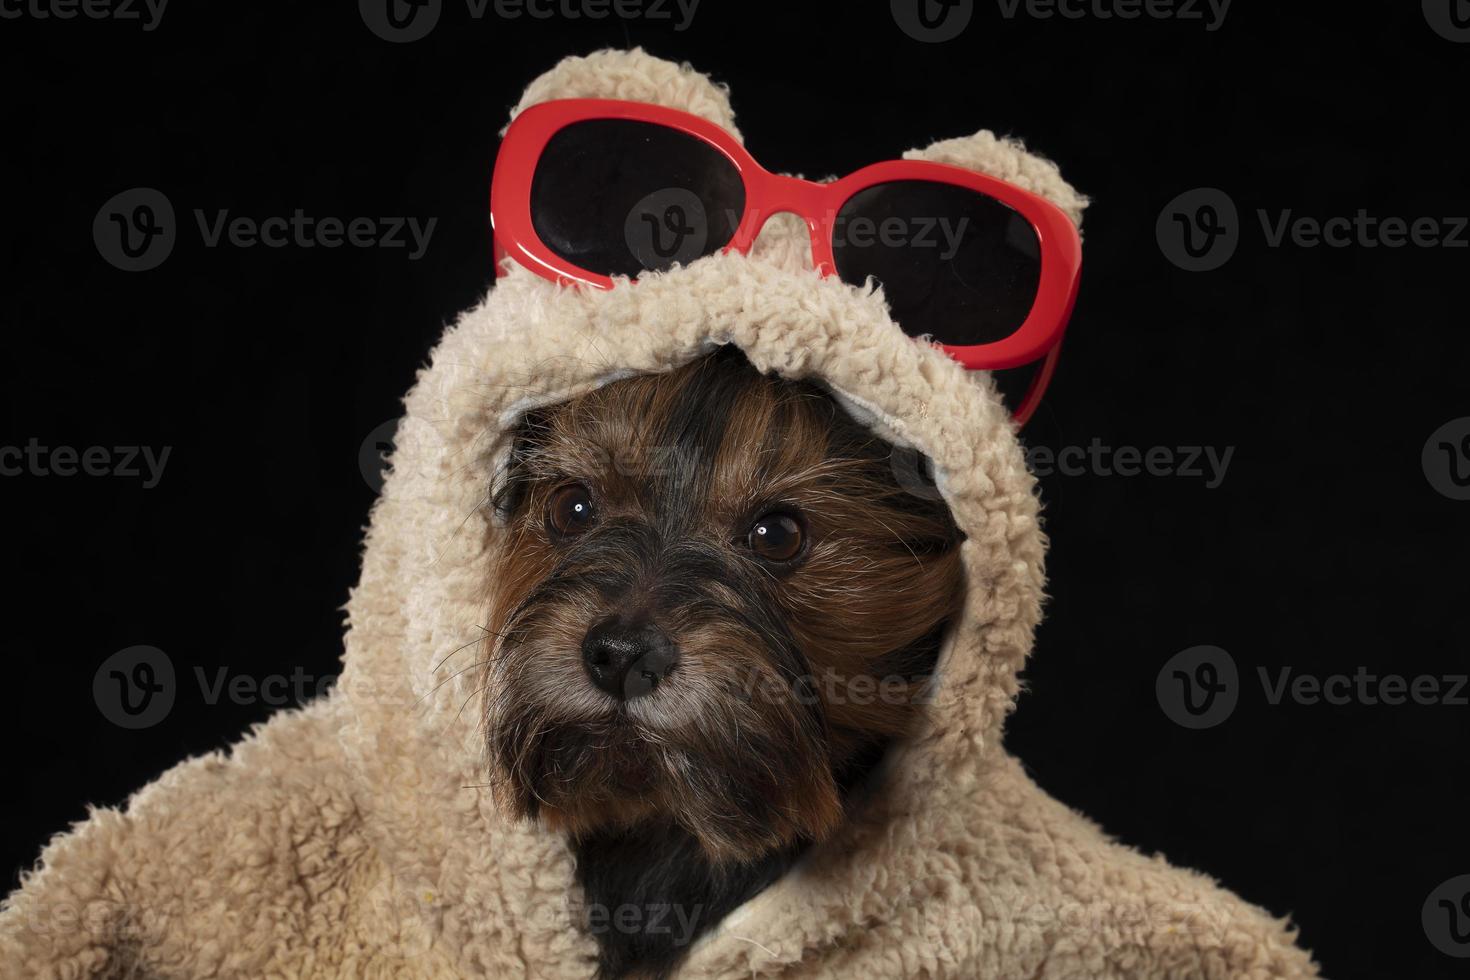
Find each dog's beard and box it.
[486,526,843,865]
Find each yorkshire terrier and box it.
[486,346,965,979]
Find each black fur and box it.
[573,735,909,980]
[572,632,947,980]
[574,822,803,980]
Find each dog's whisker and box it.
[429,627,497,676]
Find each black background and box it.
[2,3,1467,978]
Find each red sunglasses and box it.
[491,99,1082,424]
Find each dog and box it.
[486,346,965,979]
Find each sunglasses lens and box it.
[831,181,1042,347]
[530,119,745,279]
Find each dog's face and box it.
[485,348,963,864]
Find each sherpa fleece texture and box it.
[1,49,1319,979]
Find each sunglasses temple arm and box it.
[1012,342,1063,428]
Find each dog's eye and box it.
[746,512,805,563]
[547,484,596,539]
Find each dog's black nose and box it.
[581,619,678,701]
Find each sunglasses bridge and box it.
[724,172,862,275]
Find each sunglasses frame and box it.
[491,98,1082,423]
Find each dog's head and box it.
[484,346,964,864]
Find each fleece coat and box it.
[1,49,1320,979]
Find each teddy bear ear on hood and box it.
[506,46,742,141]
[903,129,1090,230]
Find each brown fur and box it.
[484,347,964,866]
